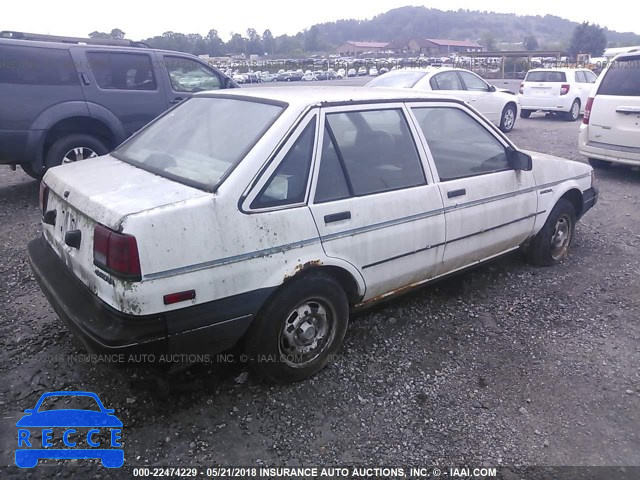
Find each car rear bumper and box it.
[579,135,640,166]
[28,236,272,356]
[519,95,573,112]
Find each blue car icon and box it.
[16,391,123,468]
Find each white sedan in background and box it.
[366,68,520,132]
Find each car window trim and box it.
[406,103,515,183]
[310,104,428,203]
[162,54,222,93]
[85,50,159,92]
[242,110,319,213]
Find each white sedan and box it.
[29,87,597,383]
[366,68,520,132]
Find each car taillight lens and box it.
[93,224,141,280]
[519,83,524,94]
[583,97,594,124]
[39,182,49,216]
[560,84,570,95]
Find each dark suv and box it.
[0,31,237,178]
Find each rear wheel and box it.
[45,134,108,169]
[244,272,349,383]
[565,99,580,121]
[588,158,612,169]
[499,104,517,132]
[524,199,576,266]
[520,109,532,119]
[20,163,43,180]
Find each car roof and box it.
[0,37,197,57]
[527,68,591,72]
[195,86,458,108]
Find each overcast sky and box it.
[3,1,638,40]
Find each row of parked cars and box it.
[230,66,387,83]
[1,32,637,383]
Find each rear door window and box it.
[430,71,464,90]
[0,45,78,85]
[598,57,640,96]
[525,71,566,82]
[87,52,156,90]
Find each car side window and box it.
[575,71,586,83]
[252,118,316,209]
[318,109,426,198]
[584,71,597,83]
[164,57,221,92]
[0,45,78,85]
[459,71,489,91]
[412,107,509,182]
[87,52,156,90]
[430,71,464,91]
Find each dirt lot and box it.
[1,110,639,479]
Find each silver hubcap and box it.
[503,109,515,129]
[62,147,99,164]
[551,215,572,260]
[572,102,579,118]
[279,299,334,368]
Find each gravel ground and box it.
[1,108,639,479]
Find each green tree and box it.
[110,28,125,40]
[263,29,275,55]
[88,31,110,39]
[246,28,263,55]
[480,32,496,51]
[206,29,224,56]
[523,35,539,51]
[227,33,247,55]
[569,22,606,58]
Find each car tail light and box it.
[39,182,49,216]
[560,84,570,95]
[583,97,594,124]
[519,83,524,94]
[163,290,196,305]
[93,224,141,280]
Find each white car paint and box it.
[365,68,520,131]
[519,68,598,119]
[578,51,640,167]
[31,87,596,363]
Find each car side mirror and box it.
[24,409,34,414]
[489,85,497,92]
[507,148,532,171]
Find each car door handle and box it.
[616,106,640,114]
[80,73,90,85]
[447,188,466,198]
[170,97,184,104]
[324,211,351,224]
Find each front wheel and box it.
[499,104,517,132]
[244,272,349,383]
[45,134,108,169]
[565,99,580,121]
[524,199,576,266]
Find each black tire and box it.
[499,104,517,133]
[520,109,532,119]
[20,163,44,180]
[244,272,349,383]
[524,199,576,266]
[588,158,612,169]
[565,99,580,121]
[45,134,109,169]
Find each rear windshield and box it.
[525,71,567,82]
[114,97,284,190]
[367,71,427,88]
[598,56,640,96]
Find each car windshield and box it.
[114,97,284,190]
[367,71,427,88]
[37,395,101,412]
[525,71,567,82]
